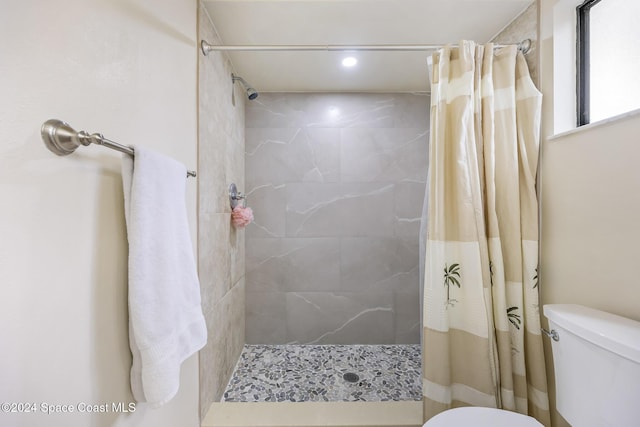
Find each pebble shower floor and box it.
[222,344,422,402]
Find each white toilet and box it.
[424,304,640,426]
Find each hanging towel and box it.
[121,146,207,407]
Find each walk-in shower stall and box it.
[197,0,540,424]
[232,92,430,403]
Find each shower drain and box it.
[342,372,360,383]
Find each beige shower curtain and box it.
[422,41,550,426]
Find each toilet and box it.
[423,406,542,426]
[424,304,640,426]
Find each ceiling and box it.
[202,0,533,92]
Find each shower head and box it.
[232,73,259,100]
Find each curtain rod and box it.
[41,119,197,178]
[201,39,531,55]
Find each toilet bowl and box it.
[422,407,542,427]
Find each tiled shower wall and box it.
[245,93,429,345]
[491,1,538,85]
[198,3,245,417]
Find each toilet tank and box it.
[544,304,640,427]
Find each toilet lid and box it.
[423,407,543,427]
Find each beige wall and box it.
[197,3,246,418]
[0,0,200,426]
[541,115,640,321]
[539,1,640,426]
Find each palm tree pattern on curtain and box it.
[444,263,460,307]
[507,306,521,329]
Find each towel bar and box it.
[41,119,197,178]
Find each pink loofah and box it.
[231,206,253,228]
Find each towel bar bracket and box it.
[42,119,101,156]
[41,119,197,178]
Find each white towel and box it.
[121,146,206,407]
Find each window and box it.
[576,0,640,126]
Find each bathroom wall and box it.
[0,1,199,426]
[197,3,246,417]
[244,93,429,345]
[539,1,640,426]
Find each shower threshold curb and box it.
[202,401,423,427]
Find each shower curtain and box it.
[421,41,550,426]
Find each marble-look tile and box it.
[199,13,235,141]
[199,3,246,417]
[303,94,396,128]
[245,183,287,238]
[205,59,235,139]
[340,128,428,182]
[246,93,430,129]
[230,223,244,286]
[394,181,426,238]
[285,292,395,344]
[245,291,287,344]
[284,183,342,237]
[229,87,246,145]
[392,93,431,129]
[200,279,245,409]
[244,92,430,346]
[491,2,538,86]
[333,182,396,238]
[229,132,245,285]
[340,238,419,293]
[246,128,340,189]
[285,183,395,237]
[228,279,246,369]
[199,10,239,141]
[199,118,229,215]
[245,94,307,128]
[227,132,245,205]
[245,238,283,293]
[394,292,421,344]
[246,238,340,293]
[305,93,430,129]
[199,7,246,215]
[199,213,232,315]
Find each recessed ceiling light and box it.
[342,57,357,67]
